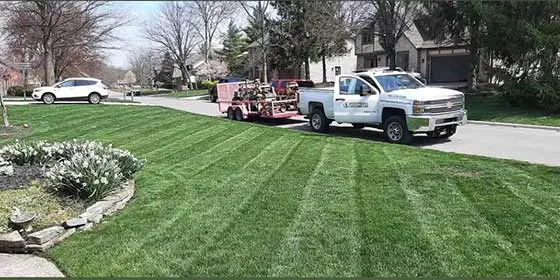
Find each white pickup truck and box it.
[298,70,467,144]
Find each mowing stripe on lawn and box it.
[183,138,326,276]
[26,107,141,140]
[382,147,521,276]
[354,143,441,276]
[268,140,362,276]
[97,133,295,276]
[140,135,305,276]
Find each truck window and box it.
[358,75,380,92]
[339,77,365,95]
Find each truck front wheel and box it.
[309,109,329,133]
[383,116,412,144]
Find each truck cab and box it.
[297,70,467,144]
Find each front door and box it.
[55,80,76,99]
[334,76,379,124]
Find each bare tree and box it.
[128,50,160,88]
[340,1,375,39]
[145,2,200,88]
[186,1,238,63]
[367,0,422,69]
[0,64,10,127]
[1,1,127,85]
[240,1,271,82]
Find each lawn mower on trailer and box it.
[217,79,300,121]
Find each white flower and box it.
[100,177,108,184]
[93,179,99,185]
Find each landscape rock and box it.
[77,223,94,232]
[63,217,87,228]
[0,231,25,249]
[27,226,64,245]
[0,160,13,176]
[86,213,102,224]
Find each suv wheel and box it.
[88,93,101,104]
[383,115,412,144]
[309,108,329,133]
[42,93,55,105]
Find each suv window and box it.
[61,80,76,87]
[75,80,97,86]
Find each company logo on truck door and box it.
[343,102,368,108]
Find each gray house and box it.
[355,22,484,84]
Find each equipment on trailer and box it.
[217,79,300,121]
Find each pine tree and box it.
[221,21,248,77]
[155,52,175,89]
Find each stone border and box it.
[0,180,135,253]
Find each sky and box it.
[106,1,250,69]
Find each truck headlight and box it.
[413,100,425,114]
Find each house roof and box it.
[247,33,269,48]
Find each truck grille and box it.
[425,104,464,114]
[422,96,463,105]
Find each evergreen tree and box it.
[221,21,248,77]
[155,52,174,89]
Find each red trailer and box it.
[217,80,300,121]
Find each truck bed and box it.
[298,88,335,119]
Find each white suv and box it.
[32,78,109,104]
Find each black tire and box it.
[88,93,101,104]
[227,107,235,120]
[210,87,218,102]
[383,115,412,144]
[352,123,365,129]
[234,107,244,121]
[42,93,55,105]
[309,108,330,133]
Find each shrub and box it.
[7,86,24,96]
[46,153,123,201]
[1,140,145,201]
[198,80,217,89]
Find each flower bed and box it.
[0,140,144,253]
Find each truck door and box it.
[333,75,379,124]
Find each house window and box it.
[365,58,376,68]
[361,29,374,45]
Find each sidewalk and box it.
[0,253,64,277]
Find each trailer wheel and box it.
[234,107,244,121]
[227,107,235,120]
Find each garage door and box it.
[429,55,469,83]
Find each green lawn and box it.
[158,89,208,98]
[2,105,560,276]
[466,95,560,127]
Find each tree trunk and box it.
[263,50,268,83]
[388,50,396,70]
[468,36,480,91]
[304,58,310,80]
[322,55,327,84]
[0,81,9,127]
[44,47,55,85]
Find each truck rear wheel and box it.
[309,108,329,133]
[383,116,412,144]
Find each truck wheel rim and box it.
[387,122,402,141]
[311,114,321,129]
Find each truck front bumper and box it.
[407,110,467,133]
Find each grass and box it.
[158,89,208,98]
[466,95,560,127]
[0,181,84,233]
[2,105,560,276]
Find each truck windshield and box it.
[375,74,424,92]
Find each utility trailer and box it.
[217,79,301,121]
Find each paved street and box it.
[133,95,560,167]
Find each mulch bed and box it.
[0,125,31,138]
[0,165,45,191]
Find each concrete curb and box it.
[469,120,560,132]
